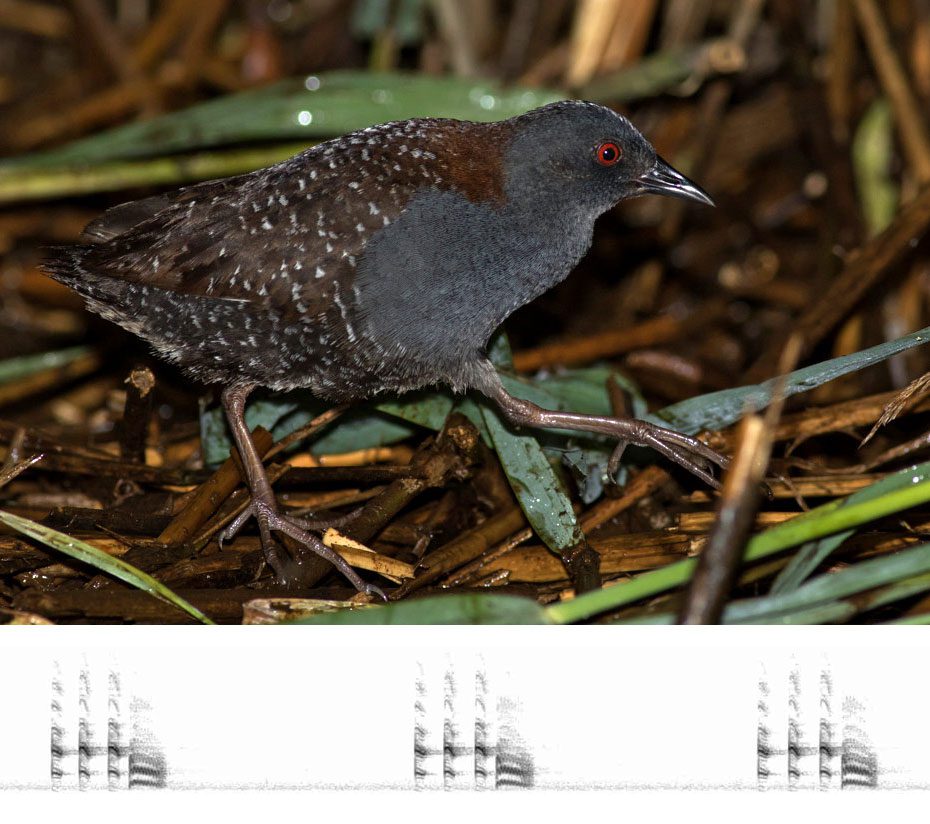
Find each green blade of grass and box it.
[546,460,930,623]
[769,454,910,594]
[0,511,214,624]
[733,569,930,624]
[0,144,311,205]
[606,563,930,626]
[889,612,930,624]
[289,545,930,627]
[727,542,930,622]
[0,346,91,383]
[291,592,550,624]
[853,98,898,236]
[768,532,854,595]
[651,324,930,435]
[617,602,857,625]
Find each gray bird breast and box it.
[350,188,596,394]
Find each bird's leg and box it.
[221,384,385,599]
[480,374,728,489]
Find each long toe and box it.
[218,504,255,548]
[609,421,727,489]
[258,507,378,596]
[364,583,388,602]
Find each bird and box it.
[43,100,727,598]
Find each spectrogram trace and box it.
[0,630,924,791]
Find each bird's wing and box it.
[49,116,508,320]
[81,192,177,242]
[59,146,426,317]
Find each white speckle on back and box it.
[333,284,356,343]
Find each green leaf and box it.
[853,98,899,236]
[292,593,550,624]
[0,346,91,383]
[480,401,582,551]
[769,468,910,595]
[724,545,930,623]
[0,511,213,624]
[352,0,425,45]
[481,333,582,552]
[527,366,647,419]
[2,71,563,171]
[768,531,854,596]
[376,392,456,432]
[731,567,930,624]
[509,367,646,495]
[548,460,930,623]
[770,442,910,595]
[200,391,416,465]
[651,324,930,435]
[611,560,930,626]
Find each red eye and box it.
[596,142,622,166]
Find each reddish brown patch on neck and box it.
[428,120,513,206]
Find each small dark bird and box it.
[44,101,726,597]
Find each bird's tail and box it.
[41,244,92,292]
[41,244,136,323]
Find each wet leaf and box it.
[0,511,213,624]
[480,334,582,552]
[2,71,562,171]
[652,324,930,434]
[480,401,582,550]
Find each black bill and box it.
[637,156,714,206]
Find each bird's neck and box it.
[474,198,597,334]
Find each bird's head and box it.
[502,100,713,215]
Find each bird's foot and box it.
[605,421,728,489]
[220,501,385,601]
[220,503,359,547]
[488,383,728,491]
